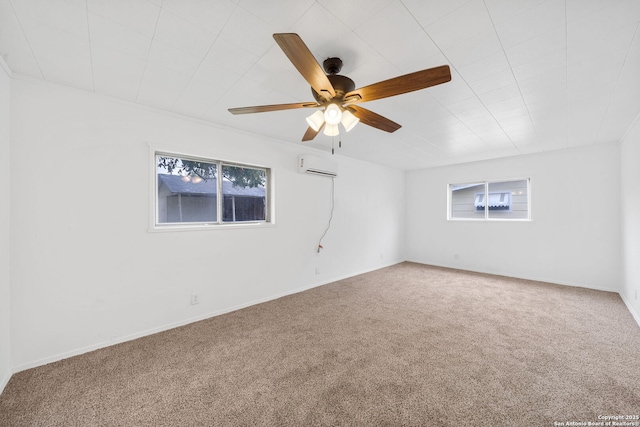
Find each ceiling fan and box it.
[229,33,451,144]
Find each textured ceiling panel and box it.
[0,0,638,170]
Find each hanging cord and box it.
[317,176,335,253]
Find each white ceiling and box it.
[1,0,639,170]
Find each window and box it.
[156,153,270,227]
[449,179,530,220]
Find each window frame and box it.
[447,178,531,221]
[151,150,274,231]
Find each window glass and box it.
[156,154,269,226]
[449,179,530,221]
[488,180,529,220]
[450,183,485,219]
[221,164,266,222]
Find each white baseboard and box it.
[620,292,640,329]
[406,259,620,293]
[407,260,640,328]
[13,260,404,374]
[0,369,11,395]
[8,259,637,378]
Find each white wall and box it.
[620,117,640,324]
[5,72,635,380]
[0,59,12,392]
[9,77,405,370]
[406,143,622,291]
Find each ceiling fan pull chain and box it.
[332,135,335,155]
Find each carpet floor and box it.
[1,262,639,426]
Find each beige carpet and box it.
[1,262,639,426]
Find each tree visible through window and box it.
[156,154,269,225]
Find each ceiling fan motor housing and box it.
[312,73,355,104]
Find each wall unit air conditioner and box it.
[298,155,338,178]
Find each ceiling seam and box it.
[593,21,640,145]
[199,3,253,120]
[7,0,45,80]
[414,0,474,29]
[85,0,95,92]
[316,0,399,75]
[134,0,164,102]
[163,3,254,117]
[482,0,543,154]
[167,17,228,115]
[200,1,319,120]
[399,0,513,156]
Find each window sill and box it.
[148,221,275,232]
[447,218,531,222]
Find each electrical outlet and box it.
[454,254,459,260]
[315,267,320,275]
[191,293,199,305]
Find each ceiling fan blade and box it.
[302,123,324,141]
[348,106,401,133]
[228,102,318,115]
[345,65,451,103]
[273,33,335,101]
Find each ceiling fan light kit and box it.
[306,110,325,132]
[228,33,452,149]
[323,123,340,137]
[341,109,359,132]
[324,103,342,125]
[306,103,360,135]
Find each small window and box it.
[449,179,530,220]
[156,153,270,227]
